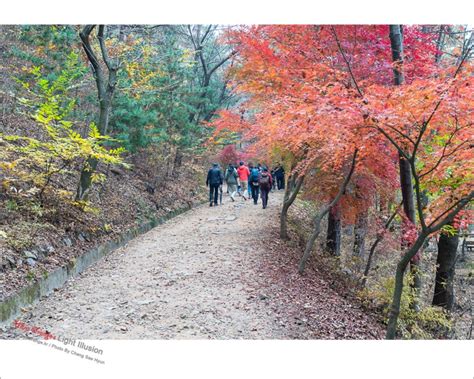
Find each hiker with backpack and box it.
[206,163,223,207]
[258,167,273,209]
[225,163,238,202]
[236,161,250,200]
[249,164,261,205]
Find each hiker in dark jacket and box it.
[271,167,277,190]
[249,164,260,205]
[274,164,285,190]
[206,163,223,206]
[225,164,238,202]
[258,167,273,209]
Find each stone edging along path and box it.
[0,203,199,327]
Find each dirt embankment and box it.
[0,151,208,302]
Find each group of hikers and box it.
[206,161,285,209]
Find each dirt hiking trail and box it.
[3,191,384,339]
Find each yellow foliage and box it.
[1,62,128,204]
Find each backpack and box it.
[250,168,259,182]
[258,173,270,188]
[226,168,237,181]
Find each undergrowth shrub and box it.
[359,273,452,339]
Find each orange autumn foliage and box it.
[209,25,473,227]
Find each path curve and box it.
[3,191,384,339]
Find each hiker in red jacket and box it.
[236,161,250,200]
[258,167,273,209]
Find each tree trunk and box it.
[377,192,388,213]
[362,235,381,287]
[389,25,404,85]
[76,98,113,201]
[298,212,325,274]
[172,149,184,176]
[400,155,422,305]
[280,174,295,241]
[280,173,304,240]
[386,232,429,339]
[362,202,401,287]
[353,211,368,257]
[435,25,446,63]
[390,25,422,306]
[398,156,416,223]
[76,157,98,202]
[457,29,474,66]
[298,149,358,274]
[326,206,342,256]
[432,229,459,311]
[75,25,118,201]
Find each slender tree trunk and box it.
[400,155,422,306]
[172,148,184,176]
[390,25,422,307]
[280,174,294,241]
[435,25,446,64]
[362,202,401,287]
[166,146,176,178]
[432,229,459,311]
[389,25,404,86]
[362,236,381,287]
[398,156,416,223]
[76,98,112,200]
[118,25,125,42]
[378,192,388,213]
[429,26,463,312]
[299,212,325,274]
[280,173,304,240]
[299,149,358,273]
[457,29,474,66]
[75,25,118,201]
[326,206,342,256]
[353,211,368,257]
[76,158,99,202]
[386,232,429,339]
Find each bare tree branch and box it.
[200,25,214,45]
[331,26,364,97]
[98,25,115,71]
[208,50,237,78]
[428,191,474,233]
[428,192,474,231]
[79,25,101,79]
